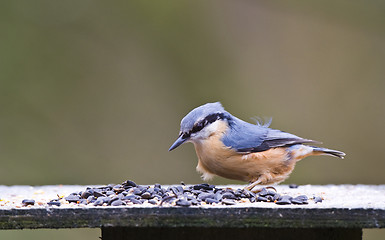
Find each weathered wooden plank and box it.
[0,205,384,229]
[0,185,384,229]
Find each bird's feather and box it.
[222,116,318,153]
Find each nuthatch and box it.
[169,102,345,191]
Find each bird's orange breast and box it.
[192,121,296,184]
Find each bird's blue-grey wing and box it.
[222,117,318,153]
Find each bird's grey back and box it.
[222,116,268,151]
[222,116,317,153]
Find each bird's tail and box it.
[311,146,346,159]
[289,145,346,160]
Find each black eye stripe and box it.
[181,113,228,138]
[189,113,227,134]
[181,132,189,139]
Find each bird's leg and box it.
[244,176,277,193]
[246,185,277,194]
[243,179,262,192]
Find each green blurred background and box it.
[0,1,384,239]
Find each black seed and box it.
[257,196,268,202]
[137,185,147,190]
[184,193,195,200]
[273,193,281,201]
[106,191,115,196]
[81,190,93,199]
[243,190,256,198]
[87,196,96,203]
[130,198,143,204]
[290,198,302,204]
[93,199,104,206]
[176,186,184,194]
[240,193,248,198]
[122,180,137,188]
[148,199,157,205]
[279,195,293,200]
[222,199,236,205]
[234,189,243,197]
[47,201,61,206]
[224,188,235,193]
[160,188,167,195]
[276,195,292,205]
[205,198,220,204]
[176,199,191,207]
[65,195,80,203]
[213,188,222,193]
[197,193,215,201]
[190,199,200,205]
[141,192,152,199]
[266,190,277,196]
[291,198,305,205]
[222,192,237,199]
[152,194,162,200]
[268,195,276,202]
[170,186,182,196]
[258,188,269,196]
[193,183,214,191]
[123,194,139,200]
[22,199,35,206]
[191,190,201,195]
[214,192,223,201]
[108,196,120,205]
[113,185,125,193]
[159,195,177,206]
[93,191,105,198]
[296,195,308,202]
[289,184,299,188]
[111,199,124,206]
[314,196,323,203]
[98,196,111,203]
[132,188,144,195]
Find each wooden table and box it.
[0,185,384,240]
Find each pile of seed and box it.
[45,180,323,207]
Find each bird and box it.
[169,102,345,191]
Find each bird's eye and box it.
[181,132,189,139]
[191,121,205,134]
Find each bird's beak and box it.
[169,135,188,151]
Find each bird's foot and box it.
[244,182,277,193]
[249,186,277,194]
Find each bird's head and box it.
[169,102,231,151]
